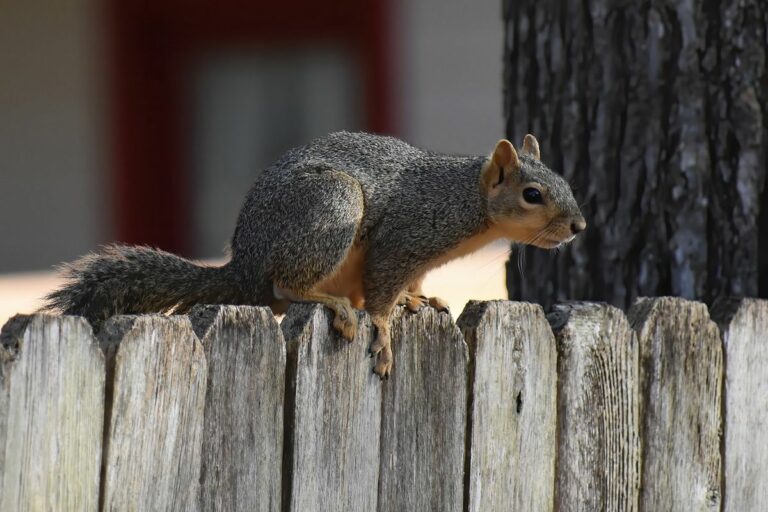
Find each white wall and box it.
[396,0,504,156]
[0,0,104,272]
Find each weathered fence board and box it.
[0,315,104,512]
[190,305,285,512]
[0,296,760,511]
[629,297,722,511]
[711,298,768,512]
[99,315,207,512]
[378,308,468,512]
[457,301,557,512]
[549,302,640,512]
[281,304,381,512]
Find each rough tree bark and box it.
[503,0,768,308]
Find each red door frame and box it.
[106,0,394,254]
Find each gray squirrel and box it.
[45,131,585,378]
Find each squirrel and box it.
[45,131,585,378]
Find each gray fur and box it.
[517,154,581,217]
[45,131,581,325]
[44,245,244,329]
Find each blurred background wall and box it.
[0,0,503,272]
[0,0,106,272]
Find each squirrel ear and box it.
[483,139,520,193]
[522,134,540,160]
[492,139,520,170]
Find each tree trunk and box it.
[503,0,768,309]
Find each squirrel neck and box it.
[404,154,499,265]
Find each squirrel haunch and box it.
[45,131,585,379]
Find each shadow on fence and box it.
[0,297,765,511]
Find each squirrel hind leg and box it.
[265,170,364,291]
[274,286,358,342]
[264,169,365,340]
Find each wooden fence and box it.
[0,297,765,511]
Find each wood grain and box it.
[550,302,640,512]
[281,304,381,512]
[629,297,722,511]
[378,307,468,512]
[457,301,557,512]
[189,305,285,512]
[711,298,768,512]
[0,314,105,512]
[99,315,207,512]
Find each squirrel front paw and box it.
[397,291,426,312]
[369,330,392,380]
[427,296,450,312]
[397,291,450,313]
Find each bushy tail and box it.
[44,244,244,326]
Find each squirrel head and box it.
[480,134,585,249]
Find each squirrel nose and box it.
[571,217,586,235]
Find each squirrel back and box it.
[233,132,491,273]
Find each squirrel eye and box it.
[522,187,543,204]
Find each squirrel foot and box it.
[397,291,427,312]
[332,302,358,342]
[427,296,450,312]
[370,316,392,379]
[397,291,450,313]
[372,344,393,380]
[274,285,358,341]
